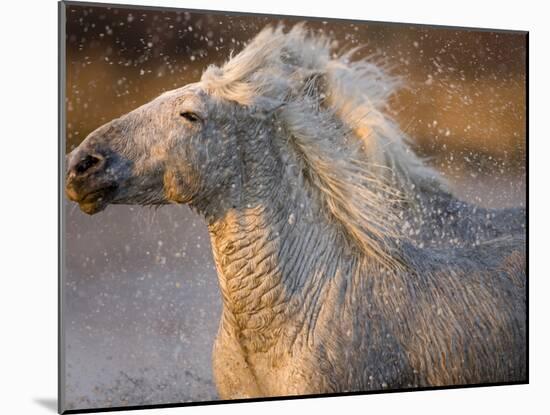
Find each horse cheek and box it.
[163,168,199,203]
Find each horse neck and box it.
[206,125,352,352]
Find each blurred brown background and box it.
[62,3,526,411]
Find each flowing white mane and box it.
[201,24,446,267]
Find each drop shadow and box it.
[34,398,57,413]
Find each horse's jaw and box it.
[66,183,119,215]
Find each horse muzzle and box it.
[65,149,120,215]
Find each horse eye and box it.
[180,111,200,123]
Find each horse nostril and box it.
[74,154,103,176]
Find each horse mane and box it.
[201,24,447,268]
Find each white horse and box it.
[66,25,526,399]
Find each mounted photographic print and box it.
[59,1,528,413]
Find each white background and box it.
[0,0,546,413]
